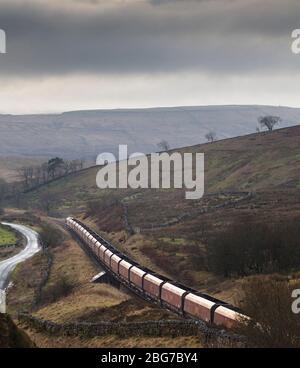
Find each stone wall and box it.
[31,240,53,309]
[141,192,253,231]
[19,313,199,338]
[18,313,244,344]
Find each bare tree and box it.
[40,191,58,214]
[14,157,86,196]
[41,162,49,184]
[0,179,8,202]
[157,140,170,151]
[17,166,35,189]
[205,131,217,143]
[258,115,281,132]
[78,158,85,170]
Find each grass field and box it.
[0,225,16,246]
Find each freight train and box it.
[66,217,247,329]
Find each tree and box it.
[157,140,170,151]
[206,217,300,277]
[14,157,86,194]
[205,131,217,143]
[18,166,34,189]
[47,157,64,179]
[0,179,8,202]
[40,191,58,214]
[41,162,49,184]
[258,115,281,132]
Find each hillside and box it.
[2,213,204,348]
[0,105,300,160]
[16,125,300,214]
[5,126,300,347]
[9,125,300,296]
[0,156,45,183]
[0,314,34,348]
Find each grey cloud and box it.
[0,0,299,77]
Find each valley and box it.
[1,125,300,347]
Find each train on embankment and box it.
[66,217,247,329]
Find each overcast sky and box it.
[0,0,299,114]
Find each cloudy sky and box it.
[0,0,299,114]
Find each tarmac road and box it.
[0,222,40,290]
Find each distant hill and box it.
[0,105,300,160]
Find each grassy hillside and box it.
[8,126,300,295]
[15,125,300,213]
[5,126,300,347]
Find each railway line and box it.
[66,217,249,331]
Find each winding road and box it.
[0,223,40,290]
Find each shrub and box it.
[141,243,196,285]
[236,277,300,348]
[40,275,75,304]
[40,224,62,249]
[86,198,125,232]
[207,217,300,277]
